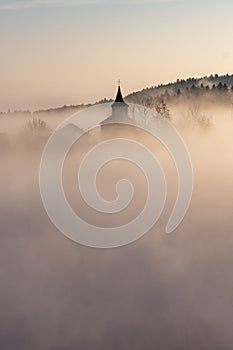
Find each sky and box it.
[0,0,233,110]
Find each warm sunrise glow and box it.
[1,0,233,110]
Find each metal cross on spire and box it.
[117,79,121,87]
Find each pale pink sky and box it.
[0,0,232,110]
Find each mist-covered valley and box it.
[0,95,233,349]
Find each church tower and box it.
[101,81,131,125]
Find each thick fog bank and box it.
[0,107,233,350]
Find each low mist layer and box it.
[0,103,233,349]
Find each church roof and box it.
[115,85,125,103]
[112,84,129,108]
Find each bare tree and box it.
[129,95,171,127]
[24,118,49,134]
[185,102,212,129]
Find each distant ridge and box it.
[126,73,233,100]
[1,74,233,116]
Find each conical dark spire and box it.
[101,81,131,126]
[115,85,124,103]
